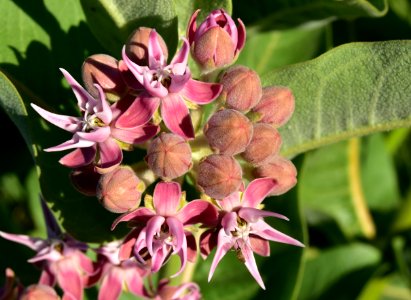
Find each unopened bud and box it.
[242,123,282,166]
[204,109,253,155]
[21,284,59,300]
[125,27,168,66]
[254,156,297,196]
[96,166,143,213]
[146,133,192,179]
[251,86,295,127]
[198,154,242,199]
[82,54,127,101]
[220,66,262,112]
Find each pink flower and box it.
[0,200,94,300]
[89,241,147,300]
[31,69,158,173]
[112,181,218,275]
[205,178,304,289]
[154,279,201,300]
[122,30,222,140]
[187,9,246,71]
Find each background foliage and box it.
[0,0,410,299]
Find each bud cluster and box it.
[2,8,303,299]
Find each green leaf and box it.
[81,0,178,55]
[235,0,388,30]
[237,21,327,75]
[358,273,411,300]
[261,41,411,158]
[298,243,381,300]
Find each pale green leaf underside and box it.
[262,40,411,158]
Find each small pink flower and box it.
[205,178,304,289]
[31,69,158,173]
[112,181,218,275]
[154,279,201,300]
[122,30,222,140]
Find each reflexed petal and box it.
[176,200,218,226]
[98,267,123,300]
[31,104,82,133]
[236,19,246,53]
[249,236,270,257]
[54,258,83,300]
[186,232,197,263]
[166,217,185,254]
[145,216,165,256]
[187,9,200,43]
[181,79,222,104]
[115,94,160,129]
[60,68,97,111]
[119,229,140,261]
[77,252,94,276]
[238,207,288,223]
[59,147,96,168]
[252,220,304,247]
[221,212,237,235]
[170,38,190,66]
[151,246,169,273]
[148,30,166,67]
[111,123,159,145]
[45,137,95,152]
[219,191,241,212]
[199,229,217,259]
[95,138,122,173]
[94,84,113,124]
[0,231,46,251]
[242,178,277,208]
[153,181,182,216]
[239,241,265,290]
[172,235,187,278]
[160,94,194,140]
[124,268,145,297]
[208,229,233,282]
[76,127,111,143]
[111,208,155,230]
[121,47,144,83]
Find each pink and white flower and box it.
[31,69,158,173]
[205,178,304,289]
[122,30,222,140]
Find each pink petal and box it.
[45,137,95,152]
[119,229,140,261]
[249,236,270,257]
[187,9,200,43]
[153,181,182,216]
[239,241,265,289]
[54,258,83,300]
[252,220,304,247]
[176,200,218,226]
[208,229,233,282]
[236,19,246,53]
[238,207,288,223]
[59,147,96,168]
[148,30,166,68]
[39,268,56,286]
[0,231,46,251]
[168,71,191,94]
[98,267,123,300]
[181,79,222,104]
[60,68,97,112]
[150,245,169,273]
[76,127,111,143]
[121,47,144,83]
[114,94,160,129]
[170,38,190,66]
[111,208,155,230]
[199,229,217,259]
[77,252,94,276]
[124,268,145,297]
[172,235,187,278]
[94,84,113,125]
[145,215,166,256]
[95,138,122,173]
[221,212,237,235]
[31,104,82,133]
[166,217,185,254]
[242,178,277,208]
[186,231,197,263]
[219,192,241,212]
[160,94,194,140]
[110,123,159,145]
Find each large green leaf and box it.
[234,0,387,29]
[81,0,178,56]
[299,134,399,239]
[298,243,381,300]
[261,41,411,158]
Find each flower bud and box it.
[70,165,101,197]
[187,9,246,71]
[254,156,297,196]
[21,284,59,300]
[220,66,262,112]
[125,27,168,66]
[242,123,282,166]
[251,86,295,127]
[204,109,253,155]
[198,154,242,199]
[146,133,192,179]
[82,54,127,101]
[96,166,143,213]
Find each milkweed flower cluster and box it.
[1,8,302,299]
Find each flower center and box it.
[152,68,172,88]
[82,115,105,132]
[231,216,250,240]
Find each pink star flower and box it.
[206,178,304,289]
[31,69,158,173]
[122,30,223,140]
